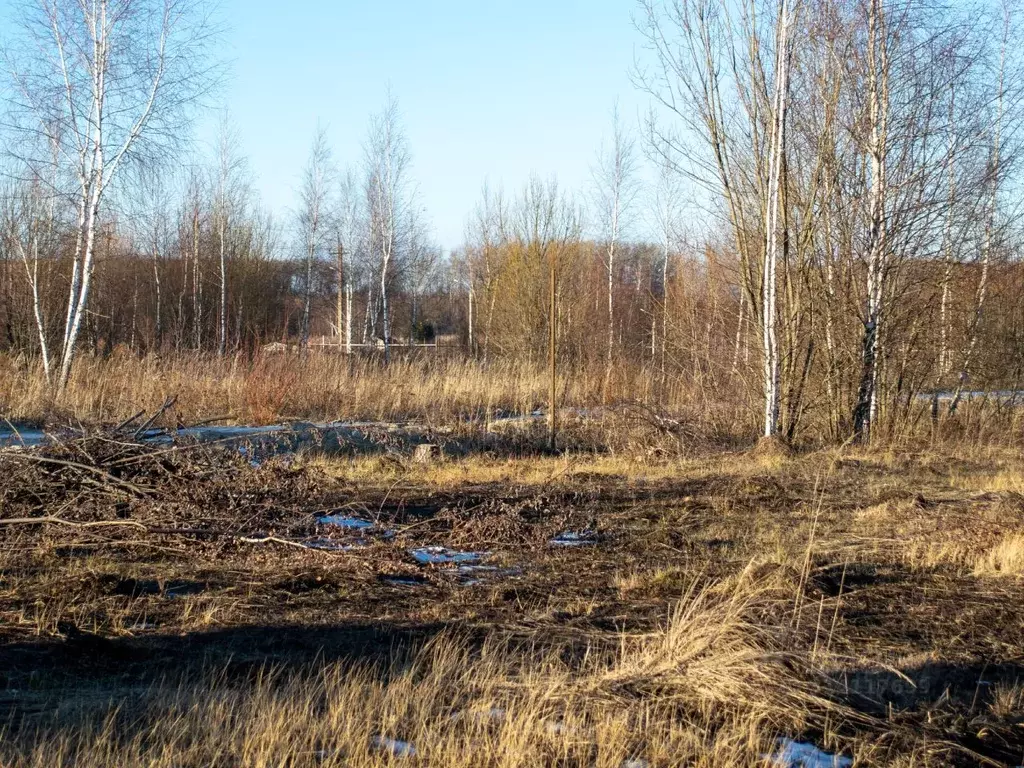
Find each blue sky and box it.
[209,0,653,248]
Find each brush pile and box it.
[0,430,325,539]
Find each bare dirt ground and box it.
[2,430,1024,765]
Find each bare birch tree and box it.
[762,0,796,438]
[364,94,412,364]
[297,124,333,351]
[650,158,685,384]
[335,168,361,354]
[1,176,57,380]
[591,104,640,397]
[851,0,891,441]
[212,114,247,356]
[3,0,219,388]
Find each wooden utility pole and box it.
[548,244,557,451]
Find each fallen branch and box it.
[237,535,341,551]
[113,410,146,434]
[134,396,178,440]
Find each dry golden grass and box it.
[974,531,1024,577]
[0,578,856,768]
[0,350,744,432]
[989,682,1024,719]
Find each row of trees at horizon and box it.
[1,0,1024,443]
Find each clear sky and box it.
[209,0,652,249]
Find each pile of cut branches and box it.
[0,429,326,545]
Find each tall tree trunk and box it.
[381,254,392,364]
[152,251,162,351]
[218,214,227,356]
[761,0,792,439]
[335,241,345,346]
[344,282,353,354]
[853,0,889,441]
[191,206,202,351]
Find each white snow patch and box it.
[766,739,852,768]
[411,546,488,565]
[371,735,417,758]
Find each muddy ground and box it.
[1,432,1024,765]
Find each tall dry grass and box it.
[0,350,747,432]
[4,349,1022,451]
[1,578,857,767]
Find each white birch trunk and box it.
[853,0,889,441]
[344,281,353,354]
[218,213,227,356]
[761,0,792,438]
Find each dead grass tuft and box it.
[974,531,1024,577]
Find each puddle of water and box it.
[0,420,428,455]
[765,739,851,768]
[549,531,598,547]
[0,428,47,448]
[317,515,374,530]
[411,546,488,565]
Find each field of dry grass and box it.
[1,418,1024,766]
[0,350,746,430]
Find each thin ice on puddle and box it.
[766,739,853,768]
[549,531,598,547]
[371,736,417,758]
[411,546,488,565]
[317,515,374,530]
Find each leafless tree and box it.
[364,93,412,364]
[1,175,58,379]
[3,0,221,388]
[335,168,361,354]
[297,123,334,351]
[591,103,640,396]
[212,114,248,356]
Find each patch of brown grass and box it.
[0,579,857,768]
